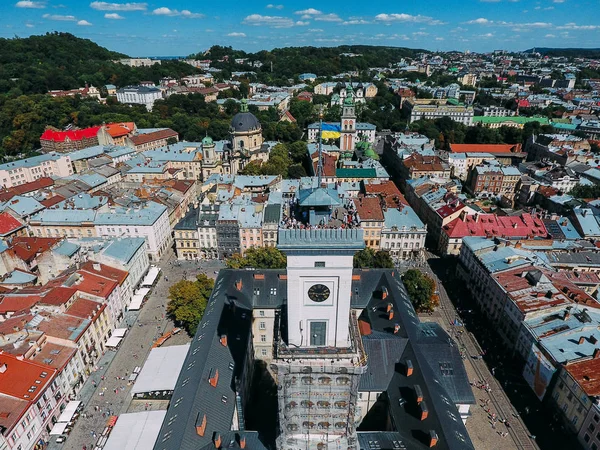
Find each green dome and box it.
[364,148,376,158]
[344,96,354,106]
[202,136,213,146]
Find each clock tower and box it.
[340,84,356,153]
[272,228,367,450]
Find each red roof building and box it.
[8,237,61,263]
[441,213,548,255]
[40,126,101,153]
[364,181,409,208]
[129,128,179,151]
[450,143,523,154]
[0,211,26,238]
[0,177,54,202]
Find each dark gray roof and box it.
[197,432,268,450]
[263,204,281,224]
[360,331,408,391]
[278,228,364,251]
[357,432,411,450]
[230,112,261,133]
[174,206,198,231]
[153,271,253,450]
[414,323,476,405]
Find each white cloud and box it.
[42,13,76,20]
[266,4,283,9]
[480,32,494,37]
[466,17,491,24]
[77,19,92,25]
[15,1,46,8]
[242,14,295,28]
[375,13,445,25]
[89,2,146,10]
[387,34,410,40]
[308,28,323,32]
[295,21,309,26]
[227,32,246,37]
[151,7,203,18]
[553,0,565,2]
[341,19,370,25]
[545,33,556,37]
[315,13,342,22]
[557,22,599,30]
[480,0,501,2]
[435,37,445,40]
[295,8,322,15]
[104,13,124,19]
[25,23,34,27]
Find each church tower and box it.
[272,228,367,450]
[340,84,356,153]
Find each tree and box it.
[226,247,287,269]
[569,184,600,199]
[353,248,395,268]
[402,269,436,312]
[166,274,214,335]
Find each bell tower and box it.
[272,228,367,450]
[340,84,356,153]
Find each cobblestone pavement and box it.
[49,250,224,450]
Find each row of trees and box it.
[240,142,308,179]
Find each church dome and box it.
[202,135,213,146]
[231,98,261,133]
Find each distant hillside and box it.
[196,45,427,82]
[524,47,600,59]
[0,32,196,95]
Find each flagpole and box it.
[317,106,324,186]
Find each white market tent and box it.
[105,335,123,348]
[103,411,167,450]
[130,344,189,397]
[136,287,151,298]
[141,267,160,287]
[49,422,69,436]
[56,400,81,423]
[113,328,127,338]
[128,295,144,311]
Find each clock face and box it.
[308,284,330,303]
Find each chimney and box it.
[414,384,423,404]
[388,310,394,321]
[195,414,207,436]
[235,279,243,291]
[93,263,101,271]
[406,359,414,377]
[240,436,246,449]
[429,430,438,447]
[579,336,586,345]
[591,336,598,345]
[387,303,393,313]
[394,324,400,334]
[594,348,600,359]
[419,401,429,421]
[209,369,219,387]
[0,363,6,373]
[382,286,389,300]
[564,311,570,321]
[220,335,228,347]
[214,433,222,449]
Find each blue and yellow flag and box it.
[321,123,341,139]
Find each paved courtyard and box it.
[49,250,224,450]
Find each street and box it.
[50,251,224,450]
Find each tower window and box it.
[314,262,325,267]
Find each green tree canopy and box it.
[569,184,600,199]
[166,273,215,335]
[353,248,395,268]
[402,269,437,312]
[226,246,287,269]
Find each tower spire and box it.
[316,106,324,185]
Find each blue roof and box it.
[384,206,424,229]
[55,193,108,210]
[127,161,167,173]
[68,145,109,161]
[142,143,201,162]
[0,152,66,172]
[31,209,96,225]
[66,173,108,188]
[1,269,37,284]
[102,237,146,264]
[53,240,80,257]
[298,187,342,207]
[1,196,45,217]
[95,201,167,226]
[106,146,136,158]
[574,208,600,237]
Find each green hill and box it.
[0,32,196,95]
[524,47,600,59]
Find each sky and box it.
[1,0,600,56]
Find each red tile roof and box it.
[37,312,89,342]
[564,358,600,396]
[443,213,548,239]
[73,271,118,299]
[354,197,384,221]
[30,342,77,372]
[311,152,337,177]
[40,126,101,143]
[0,212,25,237]
[40,194,66,208]
[130,129,178,146]
[65,297,105,320]
[364,181,408,208]
[80,261,128,286]
[104,122,135,138]
[0,177,54,202]
[9,237,61,262]
[450,143,523,154]
[0,352,56,402]
[0,294,41,315]
[38,287,77,306]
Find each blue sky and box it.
[2,0,600,56]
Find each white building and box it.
[118,58,161,67]
[380,207,427,260]
[116,86,163,111]
[94,202,172,262]
[407,102,474,125]
[0,153,72,188]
